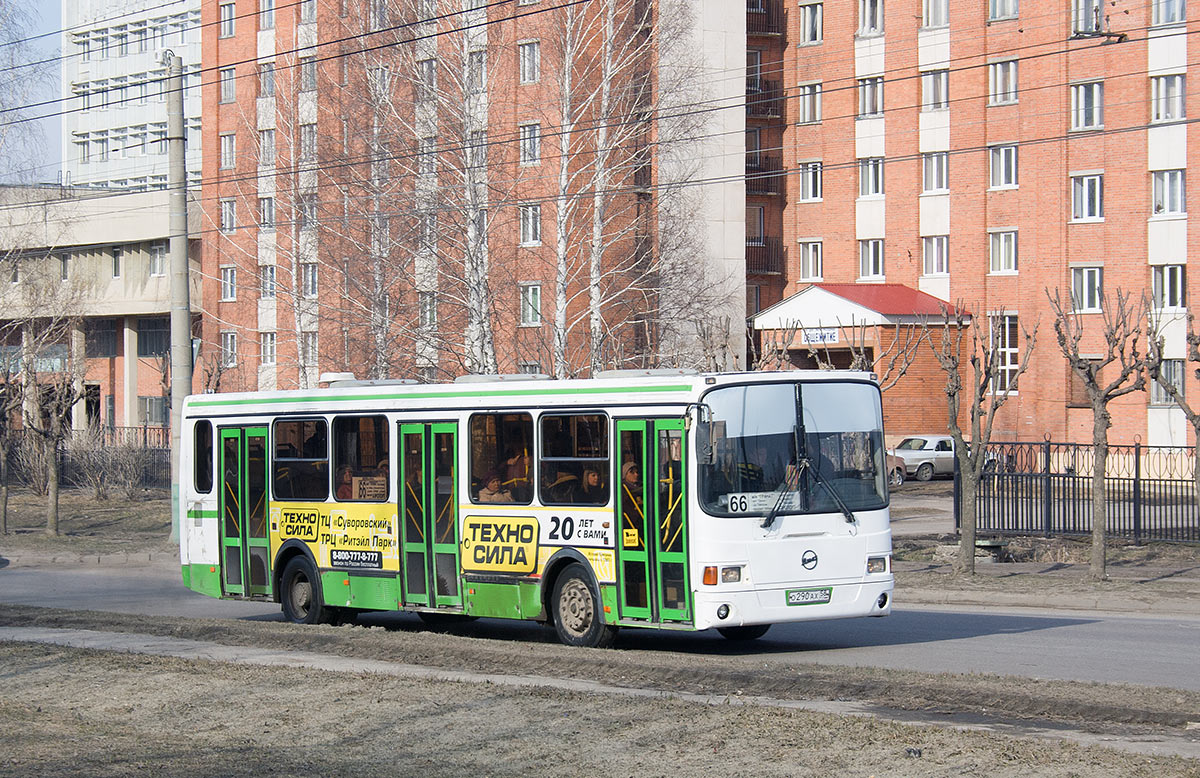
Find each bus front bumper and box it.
[692,577,893,631]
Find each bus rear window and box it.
[273,419,329,500]
[194,420,213,493]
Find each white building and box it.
[61,0,202,191]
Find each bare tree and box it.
[751,316,924,392]
[929,304,1037,575]
[1147,314,1200,502]
[1048,288,1147,581]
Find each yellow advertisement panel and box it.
[460,515,539,575]
[271,502,399,571]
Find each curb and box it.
[898,586,1200,617]
[0,552,176,569]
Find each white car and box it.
[891,435,954,481]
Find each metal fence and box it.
[3,427,171,491]
[955,440,1200,543]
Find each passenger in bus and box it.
[547,469,580,503]
[621,462,642,500]
[579,467,606,504]
[504,447,532,502]
[336,466,353,500]
[477,471,511,503]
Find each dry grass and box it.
[0,487,173,556]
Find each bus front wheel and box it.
[281,556,327,625]
[551,563,617,648]
[717,624,771,641]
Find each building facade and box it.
[757,0,1194,446]
[62,0,203,190]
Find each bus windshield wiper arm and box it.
[762,457,856,528]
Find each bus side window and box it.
[469,412,533,504]
[540,413,609,506]
[273,418,330,500]
[332,415,389,502]
[194,420,213,493]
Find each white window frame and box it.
[260,0,276,29]
[922,0,948,27]
[1074,0,1102,32]
[300,0,316,23]
[518,41,540,84]
[798,2,823,44]
[149,241,166,277]
[519,283,542,326]
[796,82,822,123]
[1152,75,1186,122]
[989,230,1018,274]
[989,144,1018,189]
[219,199,236,234]
[419,291,437,329]
[260,332,277,365]
[220,2,235,37]
[301,262,318,298]
[1152,358,1185,405]
[990,0,1017,19]
[220,332,238,368]
[1153,0,1186,25]
[1071,173,1104,221]
[1069,81,1103,130]
[859,0,883,34]
[1152,169,1186,216]
[988,60,1018,105]
[220,266,237,301]
[1071,266,1104,312]
[858,157,884,197]
[259,196,275,229]
[299,123,317,162]
[519,123,541,165]
[299,56,317,92]
[858,239,885,280]
[923,152,948,193]
[260,264,277,298]
[219,133,236,169]
[857,77,884,118]
[991,314,1020,393]
[1153,264,1186,310]
[922,235,949,276]
[219,67,236,103]
[519,204,541,246]
[259,129,276,167]
[300,331,318,367]
[798,241,823,281]
[921,69,948,111]
[798,161,822,202]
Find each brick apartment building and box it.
[747,0,1194,446]
[199,0,746,391]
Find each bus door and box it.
[615,418,691,623]
[398,422,463,609]
[218,426,270,597]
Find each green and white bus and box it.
[179,370,893,647]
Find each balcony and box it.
[746,236,785,275]
[746,79,783,119]
[746,0,783,36]
[745,153,782,196]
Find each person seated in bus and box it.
[620,462,644,548]
[578,467,606,504]
[477,471,511,503]
[546,468,580,503]
[504,447,532,502]
[335,466,353,501]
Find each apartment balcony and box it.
[746,0,783,36]
[745,153,783,196]
[746,79,783,119]
[746,236,785,275]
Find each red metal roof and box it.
[810,284,967,317]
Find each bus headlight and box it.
[866,556,888,574]
[721,566,742,583]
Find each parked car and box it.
[886,453,905,488]
[891,435,955,481]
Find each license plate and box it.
[785,587,832,606]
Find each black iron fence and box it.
[954,440,1200,543]
[3,427,171,491]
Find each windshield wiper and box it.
[761,457,856,529]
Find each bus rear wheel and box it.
[717,624,771,641]
[551,563,617,648]
[281,556,327,625]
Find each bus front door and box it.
[218,426,270,598]
[615,419,691,624]
[398,422,463,609]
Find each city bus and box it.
[178,370,893,647]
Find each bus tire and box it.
[280,556,327,625]
[551,563,617,648]
[717,624,771,641]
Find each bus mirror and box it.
[687,403,715,464]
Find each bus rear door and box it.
[615,418,691,624]
[218,426,270,598]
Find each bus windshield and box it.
[699,381,886,518]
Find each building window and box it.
[219,67,236,103]
[1071,174,1104,221]
[300,123,317,161]
[746,206,764,246]
[989,230,1018,273]
[300,331,318,366]
[260,332,277,365]
[219,199,236,233]
[988,60,1018,105]
[137,317,170,357]
[1153,265,1186,309]
[1074,0,1102,32]
[299,194,318,229]
[519,123,540,165]
[519,204,541,245]
[796,83,822,123]
[467,50,486,93]
[300,0,316,22]
[858,239,884,279]
[220,332,238,368]
[259,63,275,97]
[417,58,437,100]
[990,0,1017,19]
[922,236,949,276]
[301,262,318,297]
[259,196,275,229]
[857,77,884,117]
[517,361,541,375]
[260,0,275,29]
[149,241,167,277]
[858,157,884,196]
[258,129,276,167]
[261,264,277,298]
[1153,169,1186,215]
[922,0,948,27]
[59,253,70,281]
[112,246,122,278]
[798,241,823,281]
[923,152,948,192]
[299,56,317,91]
[220,2,235,37]
[989,145,1018,188]
[221,267,237,301]
[138,396,167,426]
[1151,75,1186,122]
[991,314,1020,392]
[469,130,487,167]
[520,283,542,326]
[1153,0,1186,24]
[859,0,883,34]
[219,133,236,169]
[798,161,822,201]
[921,69,948,111]
[798,2,822,43]
[1070,81,1103,130]
[518,41,540,83]
[1152,359,1185,405]
[419,291,436,328]
[1071,266,1103,312]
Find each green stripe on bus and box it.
[186,383,694,409]
[184,563,222,598]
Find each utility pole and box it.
[165,51,191,544]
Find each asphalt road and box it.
[3,562,1199,692]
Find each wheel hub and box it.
[559,579,592,636]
